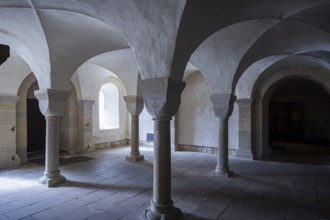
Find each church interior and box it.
[0,1,330,219]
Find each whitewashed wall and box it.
[92,77,129,148]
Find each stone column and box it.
[34,89,70,187]
[77,100,95,153]
[211,94,236,177]
[236,99,253,159]
[173,114,179,151]
[0,96,21,169]
[141,77,185,220]
[124,95,144,162]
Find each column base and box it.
[214,167,234,178]
[39,172,67,187]
[144,200,182,220]
[126,154,144,163]
[236,149,253,160]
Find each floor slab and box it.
[0,145,329,220]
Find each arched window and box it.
[99,82,120,129]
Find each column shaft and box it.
[173,114,179,151]
[215,118,230,175]
[153,119,171,205]
[146,118,181,219]
[44,116,60,176]
[40,115,66,186]
[124,95,144,163]
[131,115,139,155]
[126,115,144,162]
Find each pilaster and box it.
[236,99,253,160]
[140,77,185,220]
[77,100,95,152]
[59,90,79,154]
[0,96,20,169]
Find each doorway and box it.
[268,79,330,164]
[27,98,46,152]
[26,81,46,159]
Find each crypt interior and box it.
[0,1,330,220]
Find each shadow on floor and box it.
[135,159,153,167]
[29,156,95,166]
[182,213,211,220]
[265,141,330,165]
[60,180,152,193]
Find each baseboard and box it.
[177,144,237,157]
[94,139,129,150]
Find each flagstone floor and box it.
[0,145,329,220]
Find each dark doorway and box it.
[27,98,46,152]
[269,102,303,142]
[268,79,330,164]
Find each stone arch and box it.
[92,76,129,149]
[17,75,81,162]
[16,73,38,163]
[252,66,330,159]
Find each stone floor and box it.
[0,145,330,220]
[269,141,330,165]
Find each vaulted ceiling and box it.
[0,0,329,96]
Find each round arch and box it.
[16,73,39,163]
[252,66,330,159]
[92,76,129,149]
[17,74,81,162]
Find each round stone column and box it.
[124,95,144,162]
[147,117,182,219]
[141,77,185,220]
[39,115,66,186]
[214,118,232,176]
[211,94,236,177]
[35,89,70,187]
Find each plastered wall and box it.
[139,108,154,144]
[138,72,239,152]
[92,78,129,148]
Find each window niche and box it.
[99,82,120,130]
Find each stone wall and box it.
[60,85,79,154]
[0,96,20,169]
